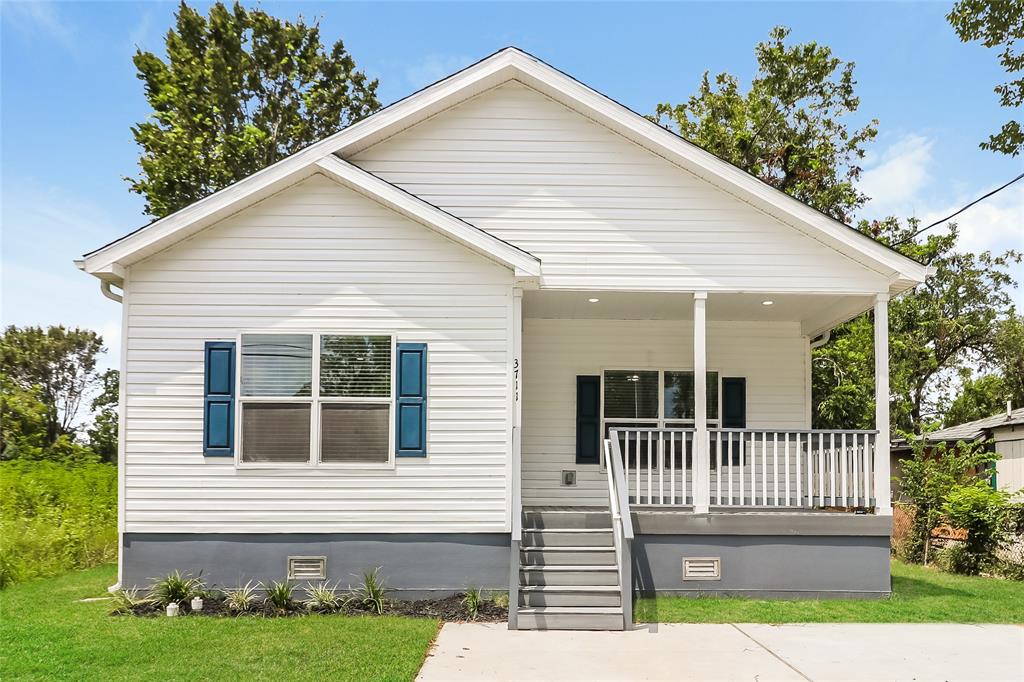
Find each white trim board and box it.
[78,47,929,295]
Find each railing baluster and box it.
[633,431,639,504]
[682,433,688,506]
[864,433,872,507]
[715,430,722,505]
[727,432,734,506]
[669,431,676,505]
[657,431,664,505]
[646,432,653,505]
[761,432,768,506]
[841,432,848,507]
[784,433,791,507]
[817,432,825,507]
[773,432,780,506]
[829,432,837,507]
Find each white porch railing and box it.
[609,427,878,510]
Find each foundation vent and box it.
[682,557,721,581]
[287,556,326,580]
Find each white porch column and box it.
[511,288,524,525]
[874,294,892,514]
[693,292,710,513]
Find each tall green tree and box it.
[948,0,1024,156]
[653,25,877,222]
[129,1,381,217]
[813,219,1020,432]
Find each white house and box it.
[78,48,931,630]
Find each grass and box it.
[636,559,1024,623]
[0,565,439,681]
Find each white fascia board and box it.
[313,156,541,275]
[81,162,320,275]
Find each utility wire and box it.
[889,171,1024,247]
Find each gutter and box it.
[809,330,832,349]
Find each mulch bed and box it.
[124,594,507,622]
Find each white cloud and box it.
[3,1,77,51]
[405,54,474,89]
[859,134,934,218]
[923,184,1024,255]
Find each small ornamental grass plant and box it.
[303,581,343,613]
[148,571,204,607]
[352,568,391,614]
[109,587,149,616]
[224,581,259,613]
[462,586,482,620]
[263,579,296,613]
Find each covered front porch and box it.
[513,288,893,517]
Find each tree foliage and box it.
[814,219,1020,432]
[653,25,877,222]
[948,0,1024,156]
[895,437,998,564]
[87,370,120,464]
[128,1,380,217]
[0,326,115,463]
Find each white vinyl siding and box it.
[123,174,513,533]
[351,81,889,294]
[994,428,1024,500]
[521,318,808,506]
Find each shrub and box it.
[149,571,204,607]
[352,568,391,614]
[462,586,482,620]
[0,461,116,587]
[225,581,259,613]
[109,587,149,616]
[263,580,295,612]
[896,437,999,564]
[941,483,1011,575]
[303,581,341,613]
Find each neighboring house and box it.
[77,48,930,630]
[891,406,1024,500]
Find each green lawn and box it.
[636,560,1024,623]
[0,565,439,681]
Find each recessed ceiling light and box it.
[588,298,600,303]
[762,300,774,306]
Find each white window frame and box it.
[234,330,396,469]
[599,366,722,439]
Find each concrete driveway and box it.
[417,622,1024,681]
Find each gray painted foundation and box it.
[122,533,510,597]
[632,534,892,598]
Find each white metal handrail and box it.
[604,437,633,629]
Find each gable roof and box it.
[79,47,930,291]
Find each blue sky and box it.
[3,1,1022,369]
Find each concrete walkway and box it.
[417,622,1024,681]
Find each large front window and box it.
[239,333,393,465]
[602,369,719,436]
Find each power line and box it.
[889,171,1024,247]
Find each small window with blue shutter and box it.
[395,343,427,457]
[204,341,235,456]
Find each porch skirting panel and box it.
[632,534,891,598]
[121,533,510,597]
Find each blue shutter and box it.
[395,343,427,457]
[204,341,235,457]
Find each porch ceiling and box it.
[522,290,875,337]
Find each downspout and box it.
[100,281,124,303]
